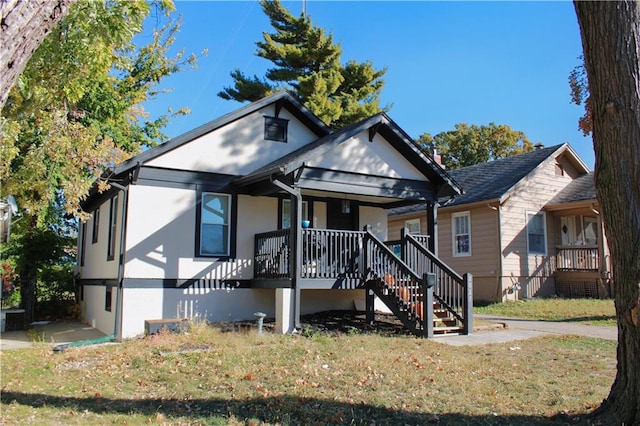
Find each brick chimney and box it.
[432,149,445,169]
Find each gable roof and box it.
[389,143,585,216]
[233,112,462,198]
[546,172,597,206]
[112,91,330,176]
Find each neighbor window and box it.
[107,195,118,261]
[527,211,547,255]
[199,193,231,257]
[452,211,471,256]
[405,218,421,235]
[92,208,100,243]
[264,117,288,142]
[281,199,309,229]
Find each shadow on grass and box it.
[1,390,584,425]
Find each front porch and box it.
[554,246,611,298]
[253,226,473,337]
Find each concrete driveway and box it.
[1,322,107,350]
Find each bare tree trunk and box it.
[574,1,640,424]
[0,0,74,108]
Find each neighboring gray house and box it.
[77,91,469,339]
[389,143,606,302]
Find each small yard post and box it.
[365,287,375,325]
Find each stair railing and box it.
[363,226,434,337]
[402,229,473,334]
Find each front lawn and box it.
[0,321,615,425]
[474,298,616,326]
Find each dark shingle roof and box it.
[388,144,566,216]
[547,172,596,205]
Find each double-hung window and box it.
[199,193,231,257]
[405,218,421,235]
[92,208,100,244]
[107,195,118,261]
[527,211,547,255]
[452,211,471,256]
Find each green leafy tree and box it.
[1,0,198,321]
[417,123,535,169]
[574,1,640,423]
[218,0,386,127]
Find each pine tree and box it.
[218,0,386,127]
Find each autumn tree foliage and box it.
[574,1,640,424]
[1,0,198,321]
[417,123,535,169]
[218,0,386,128]
[0,0,75,109]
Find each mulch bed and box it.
[216,310,415,337]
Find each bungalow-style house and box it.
[388,143,609,302]
[77,91,472,340]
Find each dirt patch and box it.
[216,310,415,337]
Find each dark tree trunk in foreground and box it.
[574,1,640,424]
[0,0,74,108]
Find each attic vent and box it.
[264,117,288,142]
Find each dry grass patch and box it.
[475,298,616,326]
[1,322,615,425]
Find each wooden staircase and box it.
[363,227,472,337]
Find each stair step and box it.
[434,325,463,334]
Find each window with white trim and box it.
[405,218,421,235]
[452,211,471,256]
[199,193,231,257]
[527,211,547,255]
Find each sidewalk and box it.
[434,314,617,346]
[0,321,107,351]
[0,316,618,350]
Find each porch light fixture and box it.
[341,199,350,214]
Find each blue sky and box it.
[143,1,593,167]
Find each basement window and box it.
[264,117,288,142]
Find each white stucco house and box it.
[77,91,470,339]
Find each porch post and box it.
[271,178,303,330]
[292,191,303,328]
[423,273,434,338]
[426,201,438,255]
[275,288,295,334]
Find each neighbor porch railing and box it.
[556,246,600,271]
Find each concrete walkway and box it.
[434,314,617,346]
[0,316,618,350]
[0,321,107,350]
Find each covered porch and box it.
[547,203,611,298]
[252,226,473,337]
